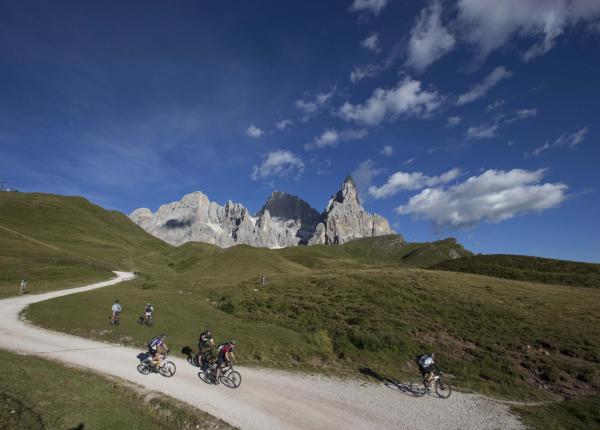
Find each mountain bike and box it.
[198,363,241,389]
[424,370,452,399]
[137,354,176,377]
[109,312,120,326]
[189,349,217,369]
[137,314,153,327]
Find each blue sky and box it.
[1,0,599,262]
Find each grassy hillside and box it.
[431,254,600,289]
[277,235,472,269]
[0,192,171,297]
[0,348,233,430]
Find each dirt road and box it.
[0,272,524,429]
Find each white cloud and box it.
[504,108,538,123]
[245,125,264,138]
[403,157,416,165]
[339,77,442,126]
[349,0,389,15]
[457,0,600,61]
[456,66,512,105]
[369,168,460,199]
[467,124,499,139]
[361,33,381,52]
[486,99,506,111]
[405,1,456,72]
[276,119,293,131]
[527,127,589,157]
[396,168,568,229]
[307,128,368,150]
[251,150,305,181]
[295,89,335,119]
[350,63,381,84]
[351,159,386,200]
[447,116,462,127]
[380,145,394,156]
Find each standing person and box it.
[196,329,215,368]
[19,279,28,295]
[111,299,122,325]
[143,302,154,325]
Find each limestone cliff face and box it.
[129,176,395,248]
[307,176,395,245]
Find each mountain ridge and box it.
[130,177,396,248]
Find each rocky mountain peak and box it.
[129,176,396,249]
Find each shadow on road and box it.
[359,367,426,398]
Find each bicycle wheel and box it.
[137,363,150,375]
[159,361,176,377]
[435,378,452,398]
[221,371,242,389]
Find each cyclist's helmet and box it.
[229,340,236,346]
[146,302,150,306]
[160,333,167,340]
[206,329,212,336]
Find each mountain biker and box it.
[143,302,154,324]
[148,333,168,365]
[417,352,436,387]
[196,329,215,368]
[215,340,236,384]
[111,300,122,324]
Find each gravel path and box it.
[0,272,525,430]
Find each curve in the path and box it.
[0,272,524,430]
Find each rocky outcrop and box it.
[129,176,395,248]
[307,176,395,245]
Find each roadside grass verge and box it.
[512,396,600,429]
[0,348,234,430]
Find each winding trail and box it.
[0,272,525,430]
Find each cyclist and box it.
[111,300,122,325]
[215,340,236,384]
[143,302,154,324]
[417,352,436,388]
[196,329,215,368]
[147,333,168,366]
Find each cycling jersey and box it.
[144,306,153,314]
[148,337,164,350]
[112,303,122,313]
[199,332,213,349]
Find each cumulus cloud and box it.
[396,168,568,229]
[295,89,335,119]
[251,149,304,180]
[467,124,499,139]
[456,66,512,105]
[306,128,368,150]
[369,168,460,199]
[361,33,381,52]
[349,0,389,15]
[527,127,589,157]
[405,1,456,72]
[456,0,600,61]
[339,77,442,126]
[447,116,462,127]
[380,145,394,156]
[245,125,264,138]
[276,119,293,131]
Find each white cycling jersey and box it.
[112,303,122,313]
